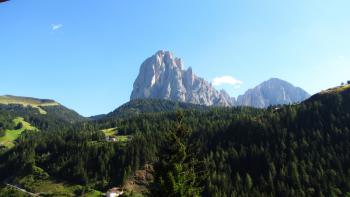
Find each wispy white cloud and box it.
[52,24,63,31]
[337,55,344,59]
[212,76,243,88]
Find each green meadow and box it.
[101,127,131,143]
[0,95,59,114]
[0,117,37,148]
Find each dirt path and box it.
[5,183,38,196]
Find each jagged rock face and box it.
[131,50,234,106]
[131,51,310,108]
[236,78,310,108]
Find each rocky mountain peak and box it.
[130,51,310,108]
[130,50,234,106]
[236,78,310,108]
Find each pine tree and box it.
[245,173,253,191]
[150,111,202,197]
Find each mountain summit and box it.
[130,50,234,106]
[131,51,310,108]
[237,78,310,108]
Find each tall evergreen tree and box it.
[150,111,202,197]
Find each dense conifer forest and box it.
[1,86,350,196]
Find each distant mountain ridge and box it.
[130,50,310,108]
[0,95,58,106]
[0,95,85,122]
[237,78,310,108]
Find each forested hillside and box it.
[0,85,350,196]
[102,99,213,120]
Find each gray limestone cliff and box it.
[131,51,310,108]
[130,50,234,106]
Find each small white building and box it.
[105,136,117,142]
[106,187,124,197]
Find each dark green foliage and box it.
[0,184,28,197]
[151,111,202,197]
[105,99,213,119]
[0,125,126,188]
[1,88,350,196]
[41,105,86,122]
[0,110,16,142]
[15,122,23,130]
[0,104,260,193]
[198,90,350,196]
[0,109,16,136]
[0,104,87,140]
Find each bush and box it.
[0,129,5,137]
[15,122,23,130]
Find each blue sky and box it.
[1,0,350,116]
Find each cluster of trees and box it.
[0,104,85,129]
[0,103,262,193]
[117,91,350,196]
[151,112,204,196]
[105,99,213,119]
[0,110,15,137]
[0,123,125,188]
[1,90,350,196]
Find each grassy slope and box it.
[1,179,103,197]
[0,95,59,115]
[101,127,131,143]
[307,84,350,104]
[0,117,37,148]
[101,127,118,136]
[320,84,350,94]
[12,175,103,197]
[0,184,28,197]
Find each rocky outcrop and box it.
[130,50,234,106]
[131,51,310,108]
